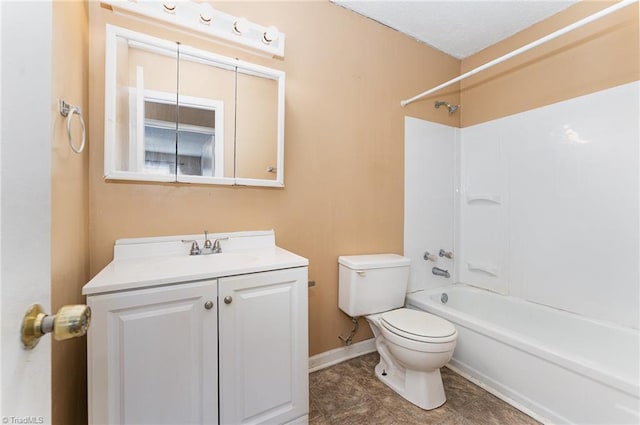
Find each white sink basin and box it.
[187,252,259,266]
[167,252,259,269]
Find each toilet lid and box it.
[380,308,456,342]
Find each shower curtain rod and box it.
[400,0,638,107]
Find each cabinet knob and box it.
[224,296,232,304]
[204,301,214,310]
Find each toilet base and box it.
[374,358,446,410]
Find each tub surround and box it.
[458,82,639,328]
[404,118,457,293]
[404,82,639,424]
[405,81,640,328]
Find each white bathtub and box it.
[406,285,640,424]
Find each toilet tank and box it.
[338,254,411,317]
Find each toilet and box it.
[338,254,457,410]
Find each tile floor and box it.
[309,352,540,425]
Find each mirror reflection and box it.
[236,70,279,181]
[178,51,235,181]
[112,33,177,176]
[144,100,218,177]
[105,26,285,186]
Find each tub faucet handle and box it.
[439,249,453,259]
[424,251,437,262]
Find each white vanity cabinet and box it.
[219,268,308,425]
[87,280,219,425]
[84,230,309,425]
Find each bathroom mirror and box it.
[104,26,285,186]
[236,69,281,182]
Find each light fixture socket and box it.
[199,3,214,25]
[233,18,248,35]
[103,0,285,57]
[162,1,176,13]
[263,25,278,44]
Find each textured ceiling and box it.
[332,0,578,59]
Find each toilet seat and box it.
[381,308,456,344]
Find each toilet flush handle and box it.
[356,271,366,277]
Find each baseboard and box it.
[308,339,376,373]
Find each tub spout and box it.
[432,267,450,278]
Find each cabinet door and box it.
[219,267,308,425]
[87,280,218,425]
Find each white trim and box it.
[234,177,284,188]
[133,66,144,171]
[308,339,376,373]
[0,3,3,415]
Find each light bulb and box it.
[199,2,214,24]
[262,25,278,44]
[233,17,248,35]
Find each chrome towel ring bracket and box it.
[59,99,86,154]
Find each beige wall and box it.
[87,0,638,361]
[51,1,90,424]
[460,1,639,127]
[88,1,460,357]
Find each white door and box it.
[219,268,308,425]
[0,2,53,423]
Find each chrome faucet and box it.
[183,232,228,255]
[432,267,450,278]
[212,237,229,254]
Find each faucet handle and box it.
[212,237,229,254]
[181,239,201,256]
[424,251,437,262]
[439,249,453,259]
[203,231,212,250]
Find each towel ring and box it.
[59,100,86,154]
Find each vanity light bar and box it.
[101,0,286,58]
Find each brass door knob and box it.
[21,304,91,350]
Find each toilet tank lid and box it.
[338,254,410,269]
